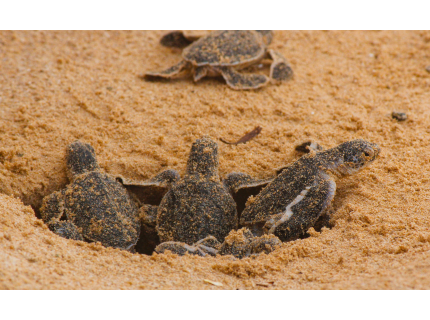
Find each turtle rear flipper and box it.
[145,60,191,79]
[117,169,180,206]
[276,141,325,175]
[223,172,272,216]
[264,175,336,241]
[268,49,293,83]
[294,141,325,154]
[216,66,269,90]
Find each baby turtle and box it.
[141,136,238,248]
[40,141,140,250]
[128,136,281,257]
[145,30,293,90]
[234,140,380,242]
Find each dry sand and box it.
[0,30,430,289]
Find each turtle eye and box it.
[363,148,374,159]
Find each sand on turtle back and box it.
[183,30,266,67]
[156,137,238,245]
[64,171,140,249]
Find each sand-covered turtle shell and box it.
[182,30,266,67]
[156,137,238,245]
[240,140,380,242]
[63,171,140,249]
[41,141,140,250]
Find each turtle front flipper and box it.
[219,228,281,258]
[194,236,221,256]
[40,190,66,223]
[215,66,269,90]
[223,172,273,216]
[248,234,282,256]
[276,141,325,175]
[263,175,336,241]
[118,169,180,206]
[267,49,293,83]
[41,190,84,241]
[155,241,206,256]
[155,236,221,257]
[312,205,334,231]
[145,60,192,79]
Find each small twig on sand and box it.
[220,126,262,145]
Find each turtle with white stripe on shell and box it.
[232,139,380,242]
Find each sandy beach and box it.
[0,30,430,289]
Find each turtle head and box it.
[324,139,380,176]
[66,140,100,178]
[186,136,219,178]
[256,30,273,45]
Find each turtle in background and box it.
[40,141,140,251]
[145,30,293,90]
[233,139,381,242]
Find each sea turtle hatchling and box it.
[228,140,380,242]
[40,141,140,250]
[145,30,293,90]
[125,136,280,257]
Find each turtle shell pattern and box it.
[183,30,266,67]
[65,171,140,249]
